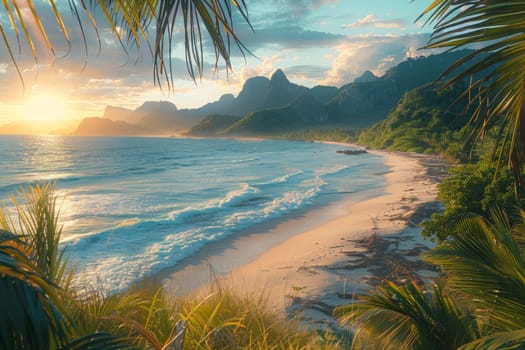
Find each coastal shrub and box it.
[422,162,523,242]
[281,128,359,142]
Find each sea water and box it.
[0,135,387,291]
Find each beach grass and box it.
[0,182,347,349]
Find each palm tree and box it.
[334,280,479,350]
[419,1,525,187]
[0,0,251,90]
[0,231,69,349]
[425,211,525,340]
[0,184,137,349]
[337,210,525,349]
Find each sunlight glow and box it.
[22,93,71,122]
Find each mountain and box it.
[187,51,472,137]
[102,106,139,123]
[357,83,470,159]
[73,117,156,136]
[219,69,311,116]
[88,51,473,138]
[186,70,338,136]
[91,69,338,137]
[135,102,198,132]
[353,70,378,83]
[326,50,473,127]
[102,101,198,132]
[186,94,236,117]
[135,101,177,115]
[309,85,338,104]
[189,114,242,136]
[224,95,329,136]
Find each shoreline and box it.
[148,145,446,327]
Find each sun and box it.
[21,92,71,122]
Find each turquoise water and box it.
[0,135,387,290]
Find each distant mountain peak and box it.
[270,69,289,84]
[102,105,133,121]
[354,70,378,83]
[242,76,270,90]
[218,93,235,103]
[135,100,177,113]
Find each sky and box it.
[0,0,436,126]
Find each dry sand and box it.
[153,145,447,329]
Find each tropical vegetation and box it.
[5,0,525,349]
[422,162,525,242]
[1,183,338,349]
[335,1,525,349]
[357,83,471,161]
[336,210,525,349]
[420,0,525,184]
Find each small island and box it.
[336,149,367,155]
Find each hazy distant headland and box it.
[0,50,471,138]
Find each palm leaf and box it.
[1,0,252,90]
[425,210,525,331]
[334,280,478,350]
[419,1,525,186]
[459,329,525,350]
[70,289,147,336]
[61,332,137,350]
[0,236,70,349]
[1,182,71,287]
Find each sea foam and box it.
[0,136,387,292]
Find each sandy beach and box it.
[152,145,446,328]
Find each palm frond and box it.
[1,182,71,287]
[0,236,70,349]
[1,0,252,90]
[61,332,137,350]
[425,210,525,331]
[419,1,525,186]
[459,329,525,350]
[335,280,478,350]
[71,289,147,336]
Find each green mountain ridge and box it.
[188,50,474,137]
[223,94,329,136]
[189,114,242,136]
[357,83,471,160]
[72,50,474,138]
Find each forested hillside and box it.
[357,83,470,161]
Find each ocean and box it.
[0,135,387,291]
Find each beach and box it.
[152,146,446,328]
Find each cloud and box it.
[247,0,339,19]
[238,25,345,51]
[285,65,330,81]
[238,54,284,83]
[320,33,436,86]
[343,14,406,29]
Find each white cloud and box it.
[343,14,406,29]
[238,54,284,84]
[320,33,434,86]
